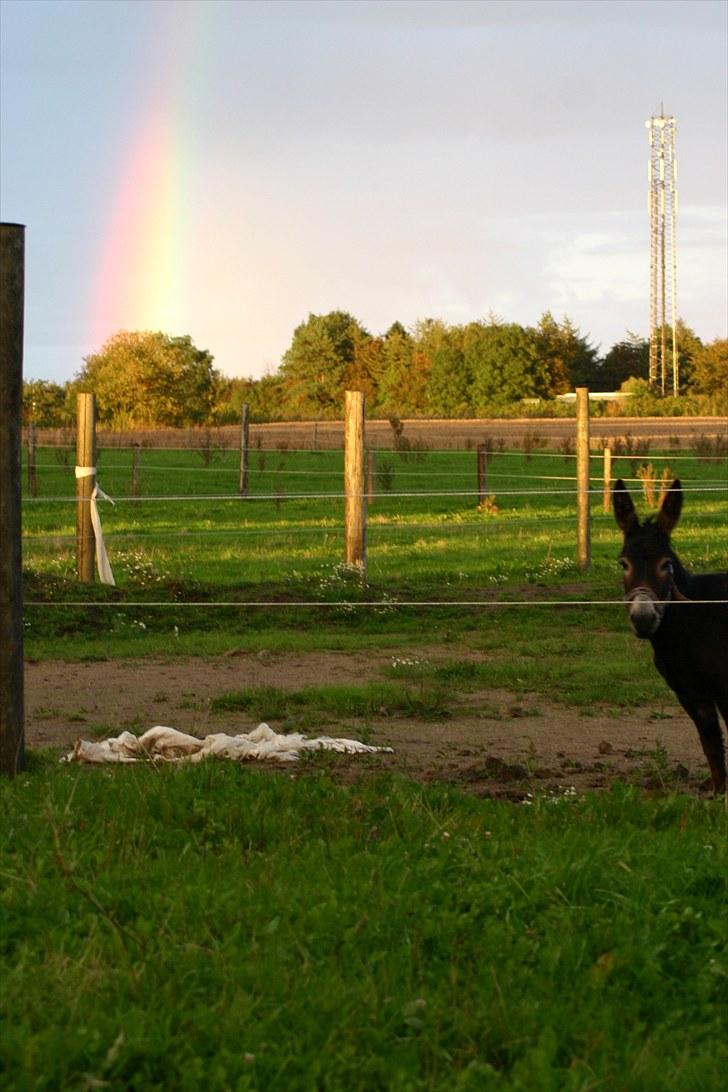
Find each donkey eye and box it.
[618,558,630,571]
[659,559,674,576]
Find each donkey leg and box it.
[676,696,726,795]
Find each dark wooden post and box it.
[131,442,141,497]
[76,392,96,583]
[0,222,26,776]
[27,420,38,498]
[477,442,488,506]
[344,391,366,577]
[239,403,249,496]
[576,387,591,570]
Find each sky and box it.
[1,0,726,385]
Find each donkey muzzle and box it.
[625,588,666,638]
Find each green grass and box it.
[211,682,452,723]
[1,764,726,1090]
[22,446,728,593]
[20,446,728,670]
[10,446,728,1088]
[19,446,726,713]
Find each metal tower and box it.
[646,110,678,395]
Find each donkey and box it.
[613,478,728,794]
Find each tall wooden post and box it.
[576,387,591,571]
[0,222,26,776]
[603,445,612,514]
[27,420,38,498]
[477,443,488,506]
[239,403,250,496]
[344,391,366,577]
[76,392,96,583]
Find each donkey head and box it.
[613,478,683,638]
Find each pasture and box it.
[4,435,727,1088]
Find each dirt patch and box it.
[25,650,712,797]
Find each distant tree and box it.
[251,372,286,420]
[646,319,702,392]
[468,322,550,410]
[600,333,650,389]
[671,319,702,392]
[22,379,68,426]
[425,327,473,417]
[535,312,598,394]
[411,318,450,366]
[78,331,220,426]
[375,325,429,417]
[279,311,370,417]
[384,320,409,340]
[347,335,384,404]
[688,337,728,397]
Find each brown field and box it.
[31,415,727,451]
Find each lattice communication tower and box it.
[646,110,678,395]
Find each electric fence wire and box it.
[21,484,728,504]
[24,598,728,608]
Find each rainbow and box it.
[87,6,200,355]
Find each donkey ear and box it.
[657,478,682,534]
[613,479,639,535]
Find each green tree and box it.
[649,319,702,392]
[535,312,598,394]
[412,318,450,362]
[425,326,473,417]
[279,311,370,417]
[600,333,650,389]
[375,324,429,417]
[469,323,550,410]
[22,379,68,426]
[688,337,728,397]
[348,335,384,405]
[78,331,220,427]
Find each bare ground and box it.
[24,648,714,797]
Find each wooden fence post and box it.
[131,442,141,497]
[576,387,591,571]
[477,442,488,506]
[0,222,26,776]
[27,420,37,498]
[344,390,366,577]
[76,392,96,583]
[239,403,249,496]
[603,445,612,514]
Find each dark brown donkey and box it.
[613,478,728,794]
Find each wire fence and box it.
[21,438,727,607]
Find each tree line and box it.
[23,312,727,428]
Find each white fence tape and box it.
[75,466,116,585]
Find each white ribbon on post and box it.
[75,466,116,586]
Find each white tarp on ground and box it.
[62,723,393,766]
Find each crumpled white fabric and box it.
[75,466,115,585]
[62,723,393,765]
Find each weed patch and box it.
[211,682,453,722]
